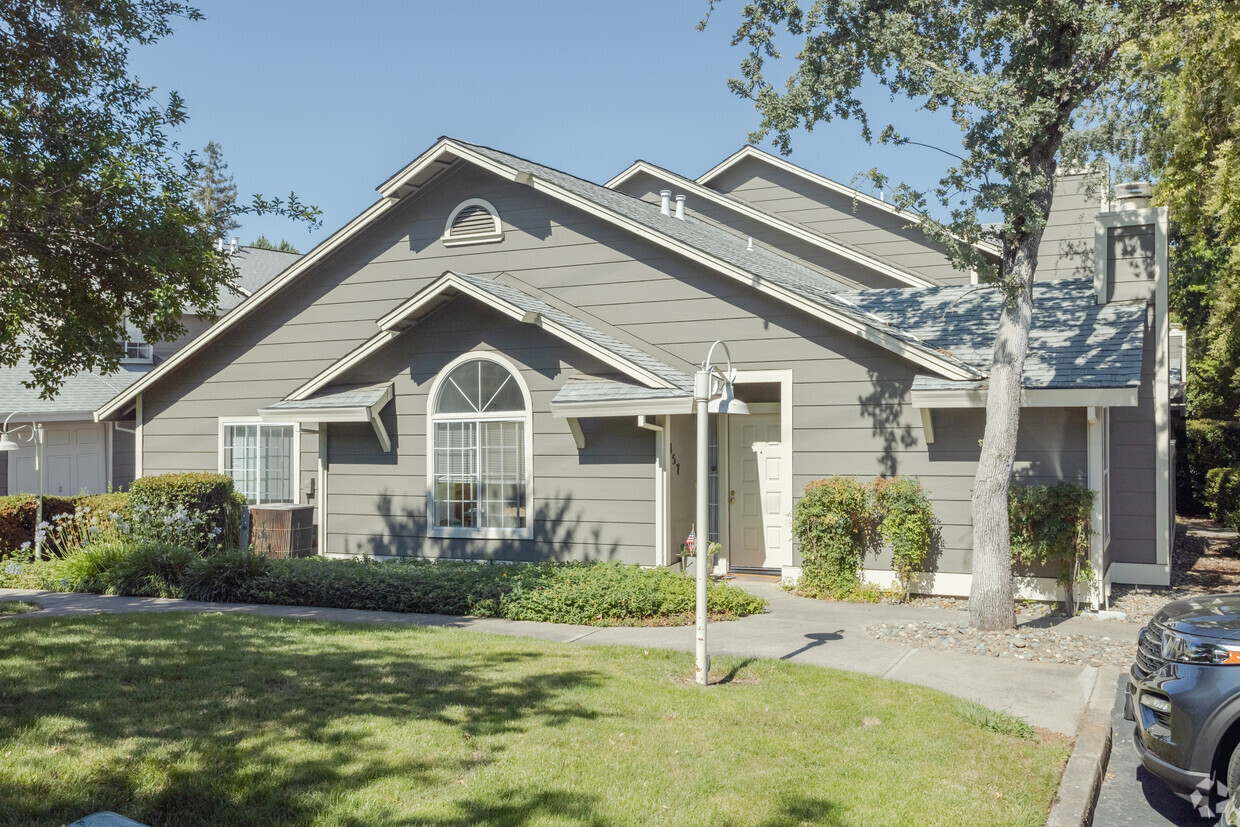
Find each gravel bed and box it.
[907,594,1054,619]
[868,621,1137,667]
[1107,585,1198,626]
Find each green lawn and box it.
[0,599,40,616]
[0,614,1069,826]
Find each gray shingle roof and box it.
[0,358,151,416]
[837,278,1146,389]
[445,271,694,391]
[265,384,391,410]
[551,376,692,406]
[456,140,984,380]
[215,246,302,311]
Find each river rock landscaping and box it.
[868,621,1137,667]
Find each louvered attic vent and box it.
[443,198,504,246]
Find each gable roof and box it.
[836,278,1146,390]
[217,246,303,311]
[0,357,151,418]
[96,136,991,421]
[697,145,1003,260]
[287,271,695,402]
[604,160,937,288]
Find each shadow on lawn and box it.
[0,614,604,826]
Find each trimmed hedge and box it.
[128,473,245,550]
[0,494,76,553]
[1181,419,1240,516]
[1204,468,1240,529]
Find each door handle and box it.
[728,489,736,505]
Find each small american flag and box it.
[685,526,697,554]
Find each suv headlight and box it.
[1162,629,1240,665]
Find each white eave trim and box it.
[260,385,394,452]
[550,396,694,418]
[605,161,935,288]
[696,146,1002,260]
[910,385,1140,409]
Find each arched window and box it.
[443,198,503,246]
[429,354,530,534]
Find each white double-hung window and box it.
[220,421,297,505]
[429,355,531,536]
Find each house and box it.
[93,137,1172,603]
[0,245,300,497]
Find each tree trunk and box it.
[968,230,1042,630]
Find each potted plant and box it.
[679,539,722,578]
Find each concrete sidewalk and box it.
[0,582,1142,736]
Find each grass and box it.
[0,600,40,616]
[0,614,1070,826]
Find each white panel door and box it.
[12,422,107,496]
[727,413,782,569]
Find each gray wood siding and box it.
[111,424,135,490]
[1107,224,1158,302]
[152,314,212,361]
[703,156,974,285]
[1108,312,1159,565]
[320,301,656,563]
[614,171,909,290]
[1037,173,1102,282]
[135,158,1098,573]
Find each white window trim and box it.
[218,416,301,506]
[426,352,533,540]
[442,197,504,247]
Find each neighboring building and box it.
[0,245,300,497]
[94,137,1172,601]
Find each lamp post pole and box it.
[1,412,45,559]
[694,366,711,686]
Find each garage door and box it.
[11,422,107,497]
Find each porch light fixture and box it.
[694,340,749,686]
[1,412,45,559]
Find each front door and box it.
[727,413,782,569]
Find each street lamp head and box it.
[708,383,750,415]
[0,432,17,452]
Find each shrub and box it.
[1009,482,1095,610]
[57,541,134,593]
[182,549,274,602]
[102,542,197,598]
[1182,420,1240,516]
[128,473,245,550]
[0,494,76,555]
[75,492,131,519]
[792,477,875,600]
[1204,468,1240,529]
[873,476,938,600]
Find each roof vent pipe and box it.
[1115,181,1152,210]
[674,194,686,220]
[659,190,672,217]
[229,236,239,253]
[747,237,754,251]
[214,238,224,253]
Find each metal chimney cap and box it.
[1116,181,1152,198]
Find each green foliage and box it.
[238,559,767,626]
[57,542,136,593]
[953,699,1036,741]
[1008,483,1095,608]
[182,548,274,602]
[0,600,41,616]
[0,494,76,554]
[1181,419,1240,515]
[250,235,300,254]
[0,4,320,397]
[193,140,239,235]
[874,477,938,600]
[1204,468,1240,529]
[128,473,245,550]
[792,477,874,600]
[103,543,197,598]
[74,492,132,520]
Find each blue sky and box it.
[129,1,963,248]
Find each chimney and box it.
[229,236,239,253]
[659,190,672,217]
[1114,181,1152,211]
[214,238,224,253]
[674,194,686,220]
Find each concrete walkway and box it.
[0,582,1144,736]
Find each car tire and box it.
[1222,745,1240,826]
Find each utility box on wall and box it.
[250,504,315,558]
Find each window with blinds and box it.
[443,198,504,246]
[222,423,294,505]
[431,358,528,531]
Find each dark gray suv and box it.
[1129,593,1240,814]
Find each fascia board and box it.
[550,397,694,418]
[258,406,372,423]
[697,146,1002,259]
[608,161,935,288]
[911,385,1139,408]
[95,196,400,422]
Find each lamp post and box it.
[0,412,45,559]
[694,341,749,686]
